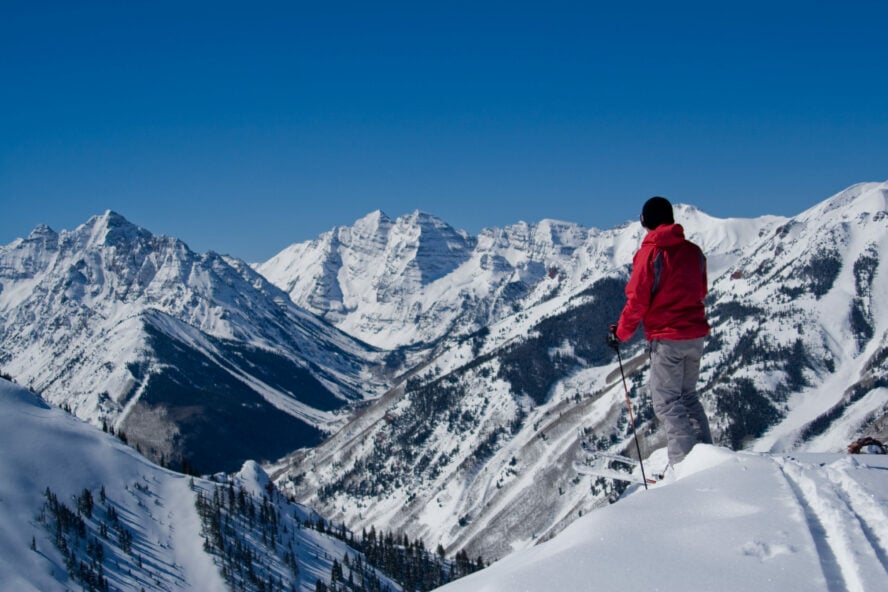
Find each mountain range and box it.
[0,212,389,473]
[255,206,770,352]
[2,181,887,569]
[259,181,888,561]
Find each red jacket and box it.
[616,224,709,342]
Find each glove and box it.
[607,324,620,351]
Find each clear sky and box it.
[2,1,886,262]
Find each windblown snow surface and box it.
[438,446,888,592]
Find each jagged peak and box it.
[27,224,58,239]
[82,209,133,232]
[83,209,135,234]
[397,210,471,242]
[74,210,157,250]
[535,218,588,239]
[355,209,392,226]
[24,224,60,250]
[537,217,580,228]
[98,209,129,225]
[400,209,446,225]
[347,209,394,238]
[345,209,471,245]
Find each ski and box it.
[585,452,640,467]
[572,461,655,485]
[574,451,660,485]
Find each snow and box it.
[0,379,227,592]
[436,445,888,592]
[220,182,888,572]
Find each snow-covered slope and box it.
[0,212,389,472]
[436,445,888,592]
[704,181,888,452]
[0,378,400,592]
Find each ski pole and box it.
[612,334,650,490]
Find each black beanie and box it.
[641,196,674,230]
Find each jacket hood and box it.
[643,223,686,248]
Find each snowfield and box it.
[0,379,225,592]
[437,445,888,592]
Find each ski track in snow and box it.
[776,455,888,592]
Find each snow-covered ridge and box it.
[7,370,887,592]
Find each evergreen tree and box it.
[78,488,94,519]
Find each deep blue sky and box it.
[2,1,886,262]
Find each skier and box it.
[609,196,713,471]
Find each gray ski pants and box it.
[649,337,713,466]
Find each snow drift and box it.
[436,445,888,592]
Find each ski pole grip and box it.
[607,324,620,351]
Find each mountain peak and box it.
[356,209,392,226]
[349,209,393,238]
[100,209,128,224]
[402,209,444,225]
[398,210,468,237]
[87,209,133,231]
[25,224,59,249]
[28,224,58,239]
[353,209,454,231]
[81,210,152,248]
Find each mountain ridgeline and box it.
[2,182,887,564]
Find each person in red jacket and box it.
[610,196,713,468]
